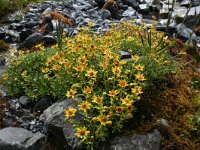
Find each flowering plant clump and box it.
[1,21,177,148]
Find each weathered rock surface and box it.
[39,97,82,148]
[0,127,46,150]
[102,130,161,150]
[18,32,44,49]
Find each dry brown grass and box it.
[121,63,200,149]
[102,0,119,11]
[0,96,6,129]
[39,11,74,32]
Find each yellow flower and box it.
[135,73,146,81]
[42,68,49,73]
[74,64,85,72]
[121,96,133,106]
[83,86,92,95]
[46,58,52,66]
[131,86,143,95]
[76,127,90,139]
[63,60,71,68]
[108,89,119,97]
[119,60,127,65]
[86,69,97,78]
[127,104,134,113]
[52,64,61,71]
[105,54,113,60]
[112,66,121,76]
[115,106,123,113]
[64,107,77,119]
[131,54,140,61]
[66,88,77,98]
[135,64,144,71]
[92,95,103,103]
[21,70,27,77]
[100,62,109,68]
[118,79,128,88]
[2,74,8,80]
[79,55,87,64]
[51,54,61,61]
[179,51,187,55]
[78,101,92,113]
[98,115,112,126]
[87,21,95,27]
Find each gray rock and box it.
[34,97,52,113]
[40,97,82,148]
[0,29,6,39]
[180,0,191,7]
[159,118,169,127]
[25,13,35,19]
[120,50,131,60]
[87,8,99,18]
[173,5,200,27]
[102,130,161,150]
[122,0,139,9]
[40,4,50,11]
[122,7,136,17]
[139,4,150,14]
[19,29,33,42]
[99,9,111,20]
[43,35,56,44]
[19,96,31,107]
[176,23,196,41]
[18,32,44,49]
[25,20,38,29]
[9,23,24,30]
[0,127,46,150]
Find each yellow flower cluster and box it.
[4,21,174,148]
[38,22,149,145]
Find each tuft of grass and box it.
[0,0,43,17]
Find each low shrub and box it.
[1,22,177,148]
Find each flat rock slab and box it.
[0,127,46,150]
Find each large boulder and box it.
[102,130,161,150]
[0,127,46,150]
[39,97,82,149]
[18,32,44,49]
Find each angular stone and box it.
[120,50,131,60]
[122,0,139,9]
[43,35,57,44]
[0,127,46,150]
[19,96,31,107]
[99,9,111,20]
[19,29,33,42]
[176,23,196,41]
[40,97,82,148]
[122,7,136,17]
[139,4,150,14]
[102,130,161,150]
[34,97,53,113]
[18,32,44,49]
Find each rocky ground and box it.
[0,0,200,150]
